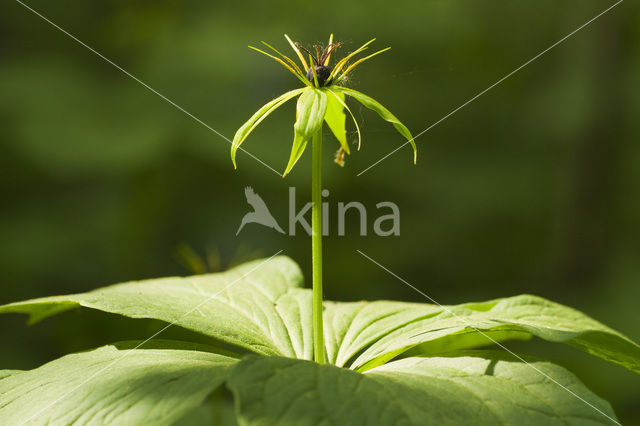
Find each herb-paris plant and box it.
[231,34,417,364]
[1,37,639,425]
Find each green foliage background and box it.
[1,0,638,422]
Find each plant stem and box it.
[312,128,325,364]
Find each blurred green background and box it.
[1,0,639,423]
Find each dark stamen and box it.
[295,42,319,66]
[313,45,321,63]
[319,42,343,65]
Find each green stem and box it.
[312,128,325,364]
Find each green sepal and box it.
[283,88,328,177]
[334,86,417,163]
[324,90,349,154]
[231,88,305,169]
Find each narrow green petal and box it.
[260,41,304,75]
[231,88,306,168]
[329,38,376,81]
[283,88,328,176]
[334,86,416,163]
[284,34,310,71]
[324,33,334,66]
[335,47,391,83]
[310,54,319,87]
[249,46,311,87]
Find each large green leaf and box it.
[227,351,618,425]
[0,370,20,380]
[323,300,442,367]
[231,88,305,169]
[0,256,313,359]
[334,85,417,163]
[323,295,640,373]
[283,88,327,176]
[0,343,236,425]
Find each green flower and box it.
[231,34,417,176]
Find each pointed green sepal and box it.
[231,88,305,168]
[283,88,328,177]
[327,88,361,151]
[334,86,417,163]
[324,89,349,154]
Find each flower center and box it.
[306,65,332,87]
